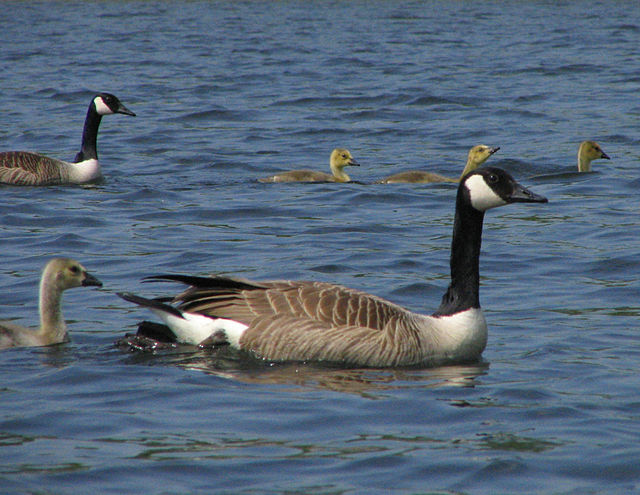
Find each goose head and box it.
[46,258,103,291]
[578,140,609,172]
[459,144,500,178]
[93,93,136,117]
[330,148,360,171]
[462,167,548,212]
[468,145,500,167]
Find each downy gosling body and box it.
[0,258,102,349]
[259,148,360,183]
[377,144,500,184]
[118,167,547,367]
[377,145,500,184]
[0,93,135,186]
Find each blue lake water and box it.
[1,1,639,493]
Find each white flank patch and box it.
[67,159,101,183]
[465,174,507,212]
[152,308,248,347]
[94,96,113,115]
[429,307,488,359]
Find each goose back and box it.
[0,151,69,186]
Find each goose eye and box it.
[488,173,499,184]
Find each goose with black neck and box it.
[0,93,135,186]
[118,167,548,367]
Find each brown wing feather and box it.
[174,278,410,331]
[239,313,425,366]
[0,151,67,185]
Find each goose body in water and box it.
[0,258,102,349]
[118,167,547,367]
[259,148,360,183]
[577,140,609,172]
[0,93,135,186]
[377,145,499,184]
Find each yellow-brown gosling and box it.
[259,148,360,183]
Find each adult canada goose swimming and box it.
[259,148,360,183]
[118,167,547,367]
[0,93,136,186]
[0,258,102,349]
[577,140,610,172]
[377,145,500,184]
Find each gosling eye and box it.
[69,265,80,275]
[342,154,348,159]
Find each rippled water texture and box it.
[1,1,639,494]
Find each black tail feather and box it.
[143,274,266,291]
[117,291,184,319]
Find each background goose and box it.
[377,145,500,184]
[0,258,102,349]
[118,167,547,367]
[259,148,360,183]
[0,93,135,186]
[577,140,609,172]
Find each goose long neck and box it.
[459,154,477,179]
[578,149,591,172]
[433,197,484,316]
[38,275,67,343]
[75,104,102,162]
[330,163,350,182]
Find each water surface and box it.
[1,1,639,494]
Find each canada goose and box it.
[0,93,136,186]
[0,258,102,349]
[118,167,547,367]
[577,140,609,172]
[377,145,500,184]
[259,148,360,183]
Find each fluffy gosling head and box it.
[578,140,610,172]
[459,144,500,178]
[329,148,360,182]
[330,148,360,171]
[44,258,103,292]
[468,145,500,167]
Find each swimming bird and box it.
[577,140,609,172]
[259,148,360,183]
[118,167,547,367]
[0,258,102,349]
[0,93,136,186]
[377,145,500,184]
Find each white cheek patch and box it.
[94,96,113,115]
[465,174,507,211]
